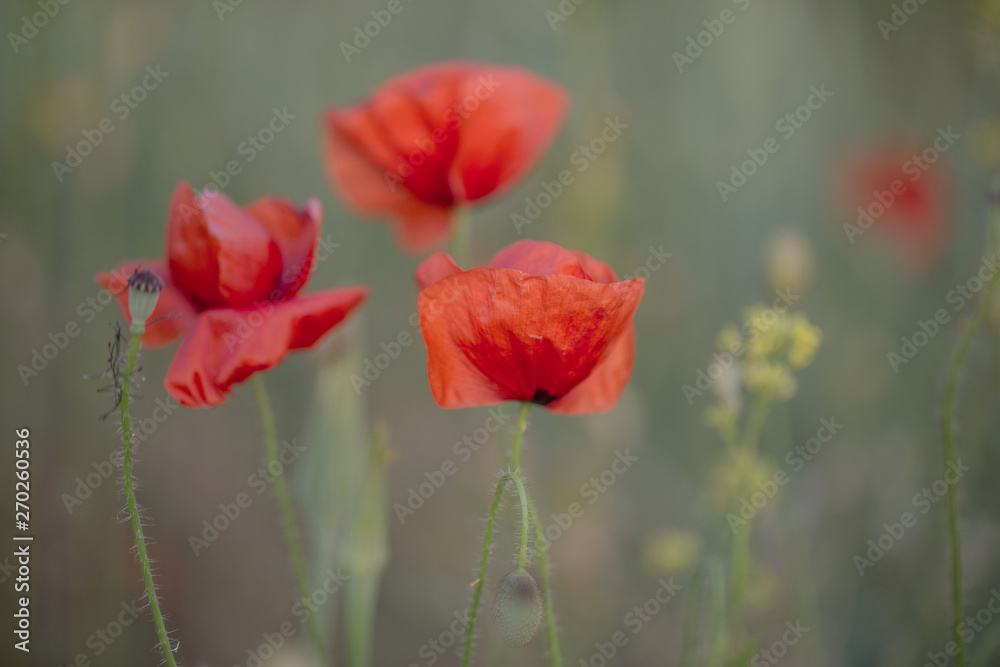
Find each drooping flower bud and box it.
[127,268,164,335]
[494,570,543,648]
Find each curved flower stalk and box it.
[414,241,644,666]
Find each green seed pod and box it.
[494,570,543,647]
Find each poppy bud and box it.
[494,570,543,647]
[127,268,164,334]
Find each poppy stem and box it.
[463,474,510,667]
[528,497,563,667]
[509,471,531,572]
[451,207,472,268]
[941,257,1000,667]
[251,375,329,666]
[511,401,531,472]
[120,330,179,667]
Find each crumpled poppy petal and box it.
[164,288,368,407]
[488,240,590,279]
[96,259,197,347]
[418,268,644,410]
[243,197,321,297]
[414,252,463,289]
[547,323,636,414]
[166,182,283,308]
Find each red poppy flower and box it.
[97,182,368,408]
[324,61,568,250]
[838,142,953,274]
[414,240,644,415]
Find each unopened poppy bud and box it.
[494,570,543,647]
[127,268,163,334]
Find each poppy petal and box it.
[243,197,322,297]
[418,268,643,410]
[488,240,590,279]
[547,323,636,414]
[164,288,368,407]
[96,259,198,347]
[166,182,283,308]
[414,252,463,289]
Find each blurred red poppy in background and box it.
[838,140,954,274]
[414,240,644,415]
[97,182,367,408]
[324,61,568,251]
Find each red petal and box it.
[488,240,590,279]
[548,322,636,414]
[323,62,568,250]
[418,268,643,411]
[96,260,198,347]
[164,288,368,407]
[166,182,283,308]
[243,197,322,297]
[448,66,568,202]
[414,252,463,289]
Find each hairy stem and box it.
[511,402,530,472]
[509,471,530,571]
[462,475,510,667]
[451,207,472,268]
[120,331,178,667]
[941,259,1000,667]
[528,498,562,667]
[251,375,328,666]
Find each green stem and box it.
[451,207,472,268]
[941,257,1000,667]
[509,471,531,571]
[463,474,510,667]
[251,375,328,666]
[511,402,530,472]
[120,331,178,667]
[528,498,562,667]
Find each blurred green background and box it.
[3,0,1000,665]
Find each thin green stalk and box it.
[251,375,328,666]
[941,259,1000,667]
[509,471,531,571]
[463,474,510,667]
[528,498,563,667]
[120,331,178,667]
[451,207,472,268]
[511,402,531,472]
